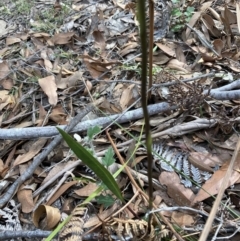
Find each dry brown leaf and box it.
[49,32,75,45]
[159,171,195,206]
[155,42,176,57]
[44,59,53,72]
[119,84,136,110]
[13,138,47,167]
[171,212,194,227]
[93,30,106,52]
[194,156,240,203]
[33,205,61,230]
[213,39,224,55]
[0,78,13,90]
[0,20,16,38]
[167,59,190,73]
[41,162,69,186]
[83,80,93,95]
[0,47,11,57]
[119,42,138,57]
[37,102,47,126]
[208,7,221,22]
[17,185,34,213]
[98,99,122,114]
[0,61,10,79]
[188,152,223,172]
[74,182,98,197]
[201,14,221,38]
[0,90,15,110]
[224,6,237,24]
[185,12,201,39]
[56,71,83,89]
[49,105,67,124]
[6,36,21,45]
[47,181,78,206]
[38,75,58,106]
[152,53,170,64]
[84,58,108,79]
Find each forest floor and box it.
[1,0,240,240]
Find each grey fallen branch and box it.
[0,105,95,208]
[0,102,173,140]
[0,230,51,240]
[204,78,240,100]
[0,230,106,241]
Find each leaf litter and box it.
[1,0,240,240]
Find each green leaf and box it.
[95,194,115,208]
[87,126,101,140]
[102,147,115,167]
[57,127,124,202]
[171,9,182,18]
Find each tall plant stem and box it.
[137,0,153,232]
[148,0,154,101]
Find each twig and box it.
[0,102,173,140]
[148,206,221,223]
[0,104,96,208]
[115,118,217,148]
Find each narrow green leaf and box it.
[57,127,124,202]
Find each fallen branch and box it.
[0,102,173,140]
[0,230,51,240]
[203,78,240,100]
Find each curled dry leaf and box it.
[33,204,61,230]
[38,75,58,106]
